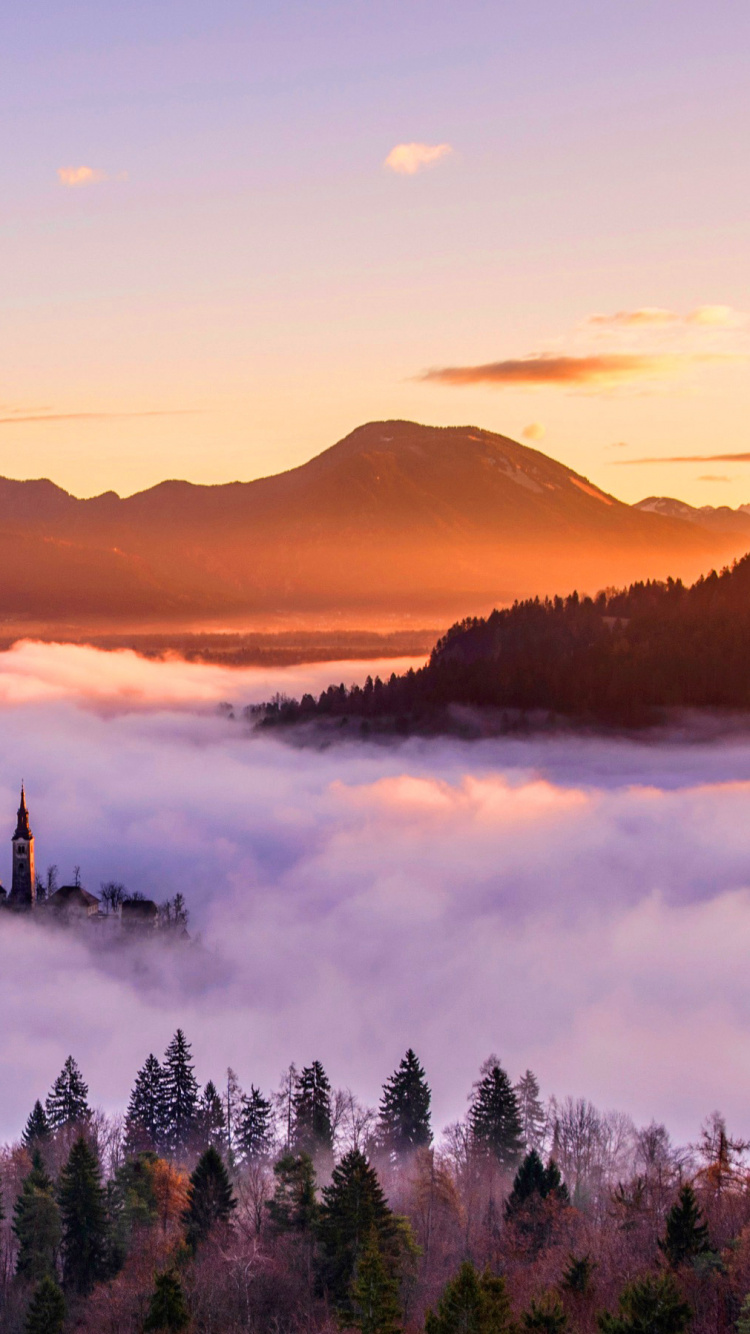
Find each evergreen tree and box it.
[143,1269,190,1332]
[350,1227,402,1334]
[318,1149,400,1313]
[658,1184,710,1269]
[468,1057,524,1170]
[183,1146,236,1251]
[45,1057,90,1131]
[57,1135,109,1295]
[195,1080,227,1154]
[378,1049,432,1157]
[22,1102,51,1153]
[505,1151,568,1220]
[561,1254,596,1297]
[425,1261,513,1334]
[598,1274,692,1334]
[161,1030,199,1161]
[24,1276,66,1334]
[292,1060,334,1156]
[14,1154,61,1282]
[124,1055,164,1156]
[514,1071,546,1153]
[237,1086,273,1163]
[266,1153,318,1233]
[522,1296,568,1333]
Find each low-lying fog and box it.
[0,640,748,1145]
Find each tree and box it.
[14,1154,61,1282]
[183,1146,236,1251]
[22,1101,51,1152]
[143,1269,190,1332]
[57,1135,109,1295]
[469,1057,524,1170]
[378,1049,432,1157]
[598,1274,692,1334]
[522,1296,568,1333]
[515,1071,546,1153]
[237,1086,273,1163]
[124,1054,164,1156]
[161,1030,199,1161]
[505,1150,568,1227]
[45,1057,90,1131]
[425,1261,513,1334]
[24,1276,66,1334]
[658,1184,710,1268]
[292,1061,334,1156]
[350,1228,401,1334]
[561,1254,596,1297]
[195,1080,226,1154]
[318,1149,400,1312]
[266,1153,318,1233]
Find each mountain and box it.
[635,496,750,536]
[0,421,743,626]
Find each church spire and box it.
[14,784,31,840]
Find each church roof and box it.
[13,785,31,840]
[48,885,100,909]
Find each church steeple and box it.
[9,783,35,909]
[14,784,31,840]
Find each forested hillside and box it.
[0,1037,747,1334]
[257,554,750,730]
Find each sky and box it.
[1,645,750,1144]
[2,0,750,504]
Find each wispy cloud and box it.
[687,304,746,328]
[614,452,750,465]
[383,142,452,175]
[698,474,731,482]
[522,422,546,441]
[420,353,698,388]
[0,410,198,427]
[57,166,108,187]
[588,307,678,327]
[588,305,746,330]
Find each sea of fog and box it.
[0,640,748,1145]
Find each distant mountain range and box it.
[0,421,745,626]
[634,496,750,536]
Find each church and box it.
[0,785,172,931]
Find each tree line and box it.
[253,554,750,730]
[0,1040,747,1334]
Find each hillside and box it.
[256,555,750,729]
[0,421,740,625]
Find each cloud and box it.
[614,452,750,466]
[420,353,691,388]
[588,308,678,327]
[608,441,630,448]
[587,305,746,330]
[0,411,199,427]
[697,474,731,482]
[522,422,546,441]
[0,645,748,1143]
[57,166,108,187]
[687,305,747,328]
[383,142,452,175]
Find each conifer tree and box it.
[183,1146,236,1251]
[143,1269,190,1332]
[124,1054,164,1156]
[292,1060,334,1156]
[45,1057,90,1131]
[24,1275,66,1334]
[57,1135,109,1295]
[318,1149,400,1313]
[514,1071,546,1153]
[425,1261,513,1334]
[598,1274,691,1334]
[14,1154,61,1282]
[195,1080,227,1154]
[350,1227,402,1334]
[505,1150,568,1219]
[522,1295,568,1333]
[238,1086,273,1163]
[468,1057,524,1170]
[22,1102,51,1153]
[658,1183,710,1269]
[561,1254,596,1297]
[378,1050,432,1157]
[161,1030,199,1161]
[266,1153,318,1233]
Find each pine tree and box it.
[318,1149,400,1313]
[57,1135,109,1295]
[161,1030,199,1161]
[266,1153,318,1233]
[659,1183,710,1268]
[24,1275,66,1334]
[183,1146,236,1251]
[195,1081,227,1154]
[124,1055,164,1156]
[350,1227,402,1334]
[238,1086,273,1163]
[378,1050,432,1157]
[598,1274,691,1334]
[292,1061,334,1156]
[143,1269,190,1332]
[468,1057,524,1170]
[561,1254,596,1297]
[522,1295,568,1333]
[14,1154,61,1282]
[505,1151,568,1218]
[425,1261,513,1334]
[22,1102,51,1153]
[45,1057,90,1131]
[514,1071,546,1153]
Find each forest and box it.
[254,553,750,730]
[1,1036,749,1334]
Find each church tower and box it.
[9,785,35,908]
